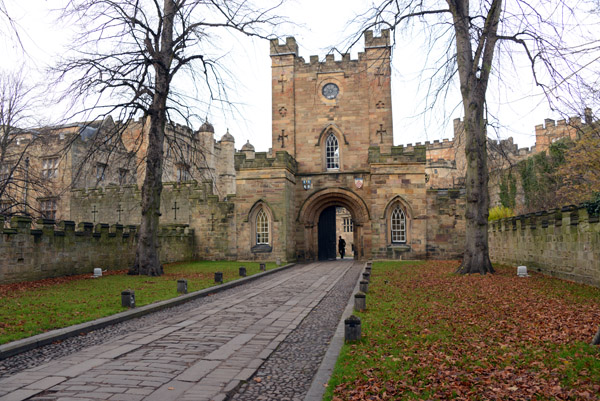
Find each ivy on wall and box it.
[518,141,568,212]
[498,172,517,209]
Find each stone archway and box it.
[297,188,370,261]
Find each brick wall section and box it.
[0,216,195,284]
[488,206,600,286]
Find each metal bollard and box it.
[260,263,266,272]
[354,291,366,312]
[177,279,188,294]
[344,315,362,342]
[239,266,247,277]
[215,271,223,284]
[359,280,369,293]
[121,290,135,308]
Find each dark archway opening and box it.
[318,206,337,260]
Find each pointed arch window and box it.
[391,206,406,243]
[325,133,340,170]
[256,208,269,245]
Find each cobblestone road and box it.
[0,261,359,401]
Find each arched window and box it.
[325,133,339,170]
[390,206,406,243]
[256,208,269,245]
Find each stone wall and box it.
[425,189,466,259]
[0,216,195,284]
[489,205,600,286]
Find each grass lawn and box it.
[0,260,277,345]
[326,261,600,400]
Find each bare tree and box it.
[54,0,284,276]
[0,69,48,218]
[349,0,600,274]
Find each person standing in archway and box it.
[338,236,346,259]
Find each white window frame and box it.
[42,157,59,180]
[256,208,269,245]
[96,163,107,182]
[343,217,353,233]
[40,198,58,220]
[325,133,340,170]
[391,206,406,243]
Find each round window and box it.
[322,83,339,100]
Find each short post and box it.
[121,290,135,308]
[215,271,223,284]
[354,291,366,312]
[239,266,247,277]
[260,263,266,272]
[177,279,188,294]
[366,260,373,268]
[276,257,282,266]
[359,280,369,293]
[344,315,362,342]
[365,264,371,272]
[362,272,370,282]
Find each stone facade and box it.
[489,206,600,287]
[1,30,469,284]
[229,30,465,262]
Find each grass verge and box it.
[0,260,277,345]
[325,260,600,400]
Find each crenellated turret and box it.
[216,129,236,198]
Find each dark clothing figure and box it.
[338,236,346,259]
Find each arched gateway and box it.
[298,188,370,261]
[191,30,465,263]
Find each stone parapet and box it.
[368,145,426,164]
[489,205,600,286]
[0,216,195,284]
[235,151,298,173]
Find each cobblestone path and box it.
[0,261,358,401]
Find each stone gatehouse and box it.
[67,30,465,263]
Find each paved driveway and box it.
[0,261,359,401]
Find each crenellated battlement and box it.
[368,144,426,164]
[489,204,600,287]
[235,151,298,172]
[0,215,194,284]
[270,36,299,56]
[272,30,390,74]
[364,29,390,48]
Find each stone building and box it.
[5,29,592,266]
[0,117,136,221]
[67,30,466,263]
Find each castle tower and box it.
[197,120,216,183]
[364,30,393,150]
[270,37,298,157]
[269,30,393,173]
[216,129,236,198]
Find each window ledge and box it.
[252,244,272,253]
[388,244,410,252]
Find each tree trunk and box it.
[449,0,500,274]
[129,0,175,276]
[129,109,166,276]
[592,325,600,345]
[456,103,494,274]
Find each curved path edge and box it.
[303,262,364,401]
[0,263,296,361]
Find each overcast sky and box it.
[1,0,574,152]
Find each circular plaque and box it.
[322,83,339,99]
